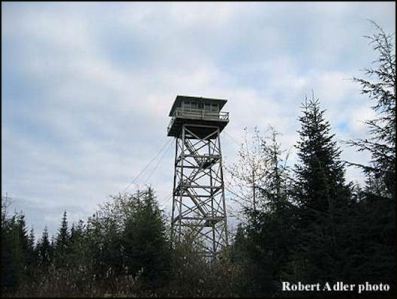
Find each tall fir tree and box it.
[54,211,70,268]
[350,21,395,198]
[348,22,395,289]
[122,188,171,289]
[25,227,37,280]
[292,96,352,284]
[1,211,31,293]
[37,226,53,270]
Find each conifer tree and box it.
[37,227,53,269]
[25,227,37,280]
[57,211,69,248]
[55,211,70,268]
[28,228,35,255]
[122,188,171,289]
[1,212,19,291]
[348,22,395,289]
[350,21,395,198]
[295,97,350,212]
[1,210,32,292]
[292,96,352,283]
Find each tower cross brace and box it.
[167,95,229,260]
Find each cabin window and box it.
[182,101,193,110]
[183,101,198,110]
[191,101,198,109]
[211,104,219,112]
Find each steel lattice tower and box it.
[167,95,229,260]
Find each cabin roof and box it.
[168,95,227,116]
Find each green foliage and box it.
[347,21,396,289]
[122,188,171,289]
[54,211,70,268]
[36,227,53,269]
[351,21,395,199]
[167,233,238,297]
[295,97,350,212]
[230,128,296,297]
[1,202,32,294]
[292,96,353,284]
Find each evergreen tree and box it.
[257,127,291,212]
[350,21,395,198]
[1,213,19,292]
[56,211,70,248]
[25,227,37,280]
[295,97,350,213]
[69,220,85,249]
[292,96,352,284]
[54,211,70,268]
[122,188,171,289]
[37,226,53,270]
[348,22,396,289]
[27,228,35,257]
[1,210,31,293]
[86,206,124,282]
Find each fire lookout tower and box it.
[167,95,229,260]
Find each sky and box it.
[2,2,395,240]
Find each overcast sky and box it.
[2,2,395,239]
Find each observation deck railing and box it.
[167,107,229,133]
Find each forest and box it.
[1,24,395,298]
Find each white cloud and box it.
[350,105,376,135]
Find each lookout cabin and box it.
[167,95,229,138]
